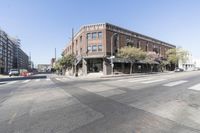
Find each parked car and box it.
[174,68,184,72]
[9,69,19,77]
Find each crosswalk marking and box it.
[22,80,30,83]
[35,79,40,82]
[163,80,188,87]
[118,79,126,82]
[188,83,200,91]
[56,78,62,81]
[56,78,70,81]
[141,79,166,84]
[62,78,68,80]
[7,81,17,85]
[46,78,50,81]
[128,78,153,83]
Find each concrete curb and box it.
[0,76,47,82]
[99,72,175,80]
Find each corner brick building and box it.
[63,23,176,76]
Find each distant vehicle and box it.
[9,69,19,77]
[174,68,184,72]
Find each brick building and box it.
[63,23,176,76]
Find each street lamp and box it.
[110,33,118,75]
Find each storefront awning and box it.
[107,57,159,64]
[137,60,159,64]
[107,57,135,63]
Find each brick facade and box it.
[63,23,175,75]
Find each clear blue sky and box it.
[0,0,200,65]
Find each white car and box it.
[9,69,19,77]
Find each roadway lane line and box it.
[188,83,200,91]
[163,80,188,87]
[141,79,166,84]
[22,80,30,83]
[128,78,153,83]
[7,81,18,85]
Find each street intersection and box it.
[0,71,200,132]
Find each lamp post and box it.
[110,33,118,75]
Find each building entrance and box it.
[87,58,103,73]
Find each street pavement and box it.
[1,71,200,132]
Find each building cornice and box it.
[105,23,175,48]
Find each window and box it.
[92,32,97,39]
[92,45,97,52]
[76,39,78,45]
[87,33,92,40]
[98,44,102,51]
[137,41,140,48]
[98,32,102,39]
[80,36,82,44]
[145,45,148,51]
[87,45,91,52]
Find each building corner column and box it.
[82,58,87,76]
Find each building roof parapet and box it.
[63,22,176,51]
[105,23,175,48]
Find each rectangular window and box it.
[98,32,102,39]
[98,44,102,51]
[87,33,92,40]
[92,32,97,39]
[92,45,97,52]
[87,45,91,52]
[80,36,82,44]
[137,41,140,48]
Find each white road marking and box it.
[22,80,30,83]
[7,81,17,85]
[118,79,126,82]
[163,80,188,87]
[56,78,63,81]
[46,78,50,81]
[62,78,68,80]
[8,113,17,124]
[141,79,166,84]
[35,79,40,82]
[128,78,153,83]
[56,78,69,81]
[188,83,200,91]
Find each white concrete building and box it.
[193,59,200,69]
[178,53,195,71]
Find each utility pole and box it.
[72,28,77,77]
[110,33,118,75]
[29,52,32,69]
[55,48,57,60]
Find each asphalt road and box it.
[1,71,200,133]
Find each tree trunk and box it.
[150,64,153,73]
[130,63,133,74]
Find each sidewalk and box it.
[0,74,47,82]
[100,71,174,79]
[51,71,175,80]
[0,74,8,79]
